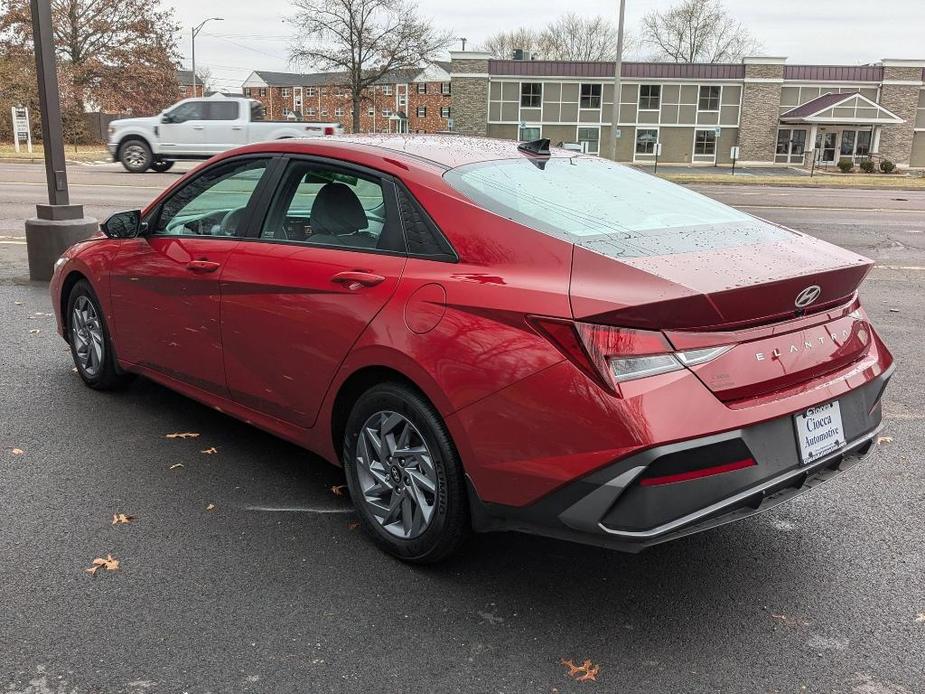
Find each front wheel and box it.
[343,382,470,563]
[67,280,133,390]
[119,139,152,173]
[150,159,174,173]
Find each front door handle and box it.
[331,270,386,289]
[186,259,220,273]
[193,125,205,130]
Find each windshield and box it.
[443,157,789,258]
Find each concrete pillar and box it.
[449,51,491,137]
[877,60,924,168]
[25,205,97,282]
[738,57,787,164]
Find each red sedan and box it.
[51,136,894,563]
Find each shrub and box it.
[880,159,895,174]
[859,159,876,174]
[837,158,854,173]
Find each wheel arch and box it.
[117,134,152,155]
[59,269,90,340]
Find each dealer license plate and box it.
[794,401,846,465]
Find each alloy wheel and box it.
[71,295,104,377]
[355,410,439,539]
[123,144,147,169]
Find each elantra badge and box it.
[795,285,822,309]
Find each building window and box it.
[577,126,600,154]
[698,85,720,111]
[635,128,658,154]
[382,108,392,117]
[243,88,251,97]
[440,106,450,118]
[256,88,267,98]
[639,85,660,110]
[306,87,316,97]
[580,84,602,109]
[521,82,542,108]
[694,130,717,155]
[383,85,393,95]
[367,107,375,116]
[321,109,328,116]
[416,106,427,117]
[398,95,407,107]
[441,82,451,95]
[281,87,291,97]
[519,125,541,141]
[335,107,344,116]
[306,107,316,117]
[855,130,871,156]
[417,83,427,94]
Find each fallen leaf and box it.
[770,613,811,627]
[200,447,218,455]
[561,659,600,683]
[206,503,215,511]
[330,484,347,496]
[14,301,22,305]
[346,521,359,530]
[84,554,119,576]
[169,463,184,470]
[877,436,893,444]
[71,367,78,373]
[915,613,925,623]
[889,308,900,313]
[28,329,40,335]
[165,432,200,439]
[10,448,24,456]
[111,513,135,525]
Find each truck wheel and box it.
[119,139,153,173]
[150,160,174,173]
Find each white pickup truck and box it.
[107,95,344,173]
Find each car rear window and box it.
[443,157,789,258]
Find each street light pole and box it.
[609,0,627,161]
[25,0,97,281]
[191,17,223,96]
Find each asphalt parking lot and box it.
[1,163,923,693]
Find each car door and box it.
[108,156,273,397]
[203,100,246,153]
[159,100,211,156]
[220,157,407,428]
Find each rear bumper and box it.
[469,366,892,553]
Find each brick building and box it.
[176,69,206,99]
[449,52,925,169]
[241,63,452,134]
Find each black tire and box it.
[343,382,470,564]
[66,280,133,390]
[150,159,174,173]
[119,138,153,173]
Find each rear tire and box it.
[343,382,469,564]
[150,159,174,173]
[66,280,133,390]
[119,139,152,173]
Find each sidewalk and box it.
[635,163,925,189]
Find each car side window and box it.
[208,101,239,120]
[168,101,207,123]
[260,160,399,252]
[152,159,268,237]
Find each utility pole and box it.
[24,0,97,281]
[192,17,223,97]
[609,0,627,161]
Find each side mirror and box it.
[160,114,174,124]
[101,210,144,239]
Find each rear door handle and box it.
[231,126,243,131]
[193,125,205,130]
[331,271,386,288]
[186,260,221,273]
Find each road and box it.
[1,163,923,693]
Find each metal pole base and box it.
[25,204,97,281]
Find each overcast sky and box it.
[167,0,925,93]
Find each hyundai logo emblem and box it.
[795,285,822,309]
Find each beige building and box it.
[448,53,925,169]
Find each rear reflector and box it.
[639,457,756,486]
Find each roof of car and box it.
[276,134,577,169]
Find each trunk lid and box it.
[569,222,873,332]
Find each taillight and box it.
[528,317,732,393]
[323,126,335,136]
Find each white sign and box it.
[11,106,33,154]
[795,401,845,465]
[730,146,740,160]
[654,142,662,157]
[613,128,622,139]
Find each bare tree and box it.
[539,13,637,62]
[640,0,759,63]
[289,0,452,133]
[480,26,542,60]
